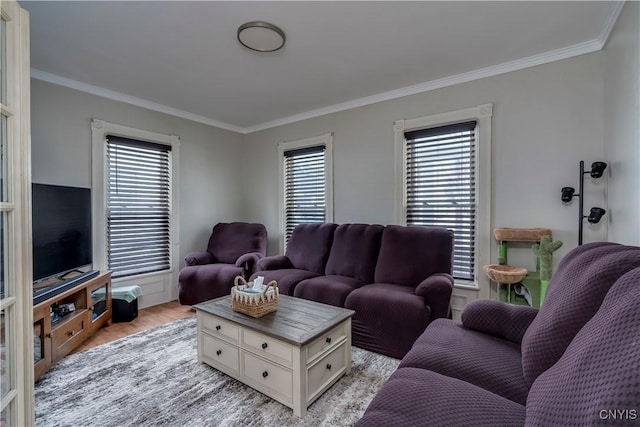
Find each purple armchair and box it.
[178,222,267,305]
[344,225,454,359]
[250,223,337,296]
[394,242,640,405]
[357,242,640,426]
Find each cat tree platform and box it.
[493,228,552,242]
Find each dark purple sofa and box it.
[293,223,384,307]
[252,223,454,359]
[178,222,267,305]
[357,242,640,426]
[345,225,455,358]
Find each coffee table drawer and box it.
[306,322,347,363]
[307,341,347,403]
[202,333,239,374]
[200,313,239,344]
[242,352,293,404]
[242,329,293,367]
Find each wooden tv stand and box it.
[33,271,112,380]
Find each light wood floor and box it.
[72,300,195,354]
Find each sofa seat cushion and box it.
[374,225,453,286]
[294,275,366,307]
[345,283,432,359]
[324,223,384,283]
[284,223,337,274]
[250,268,319,296]
[400,318,528,405]
[356,367,526,427]
[178,263,243,305]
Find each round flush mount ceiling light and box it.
[237,21,286,52]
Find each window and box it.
[279,133,333,249]
[92,120,180,298]
[395,104,492,287]
[105,136,172,278]
[404,121,476,280]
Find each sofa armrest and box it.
[256,255,293,271]
[461,299,538,344]
[184,251,215,266]
[235,252,264,275]
[415,273,454,319]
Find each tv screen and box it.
[32,183,92,281]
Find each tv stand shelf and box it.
[33,271,112,381]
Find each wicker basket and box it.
[483,264,528,284]
[231,276,279,318]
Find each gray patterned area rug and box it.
[35,316,400,427]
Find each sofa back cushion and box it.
[526,266,640,425]
[207,222,267,264]
[285,223,338,274]
[374,225,453,287]
[325,223,384,282]
[521,242,640,387]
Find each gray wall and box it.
[35,29,640,303]
[604,1,640,245]
[242,53,606,271]
[31,80,244,265]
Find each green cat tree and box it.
[485,228,562,308]
[532,235,563,303]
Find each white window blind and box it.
[106,135,172,278]
[283,145,326,243]
[404,121,477,281]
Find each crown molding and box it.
[245,3,625,134]
[597,1,625,47]
[244,38,604,133]
[31,1,624,137]
[30,69,244,134]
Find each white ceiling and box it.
[22,1,622,133]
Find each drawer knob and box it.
[67,330,75,337]
[261,342,268,350]
[216,325,221,331]
[216,349,222,356]
[262,371,269,378]
[326,363,332,370]
[325,337,332,344]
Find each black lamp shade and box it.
[561,187,575,203]
[590,162,607,178]
[587,207,606,223]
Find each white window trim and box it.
[277,133,334,252]
[91,120,180,305]
[394,104,493,297]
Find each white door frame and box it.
[0,1,33,424]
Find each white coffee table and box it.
[193,294,355,417]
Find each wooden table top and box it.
[193,295,354,346]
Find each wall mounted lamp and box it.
[561,160,607,245]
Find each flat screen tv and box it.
[32,183,92,282]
